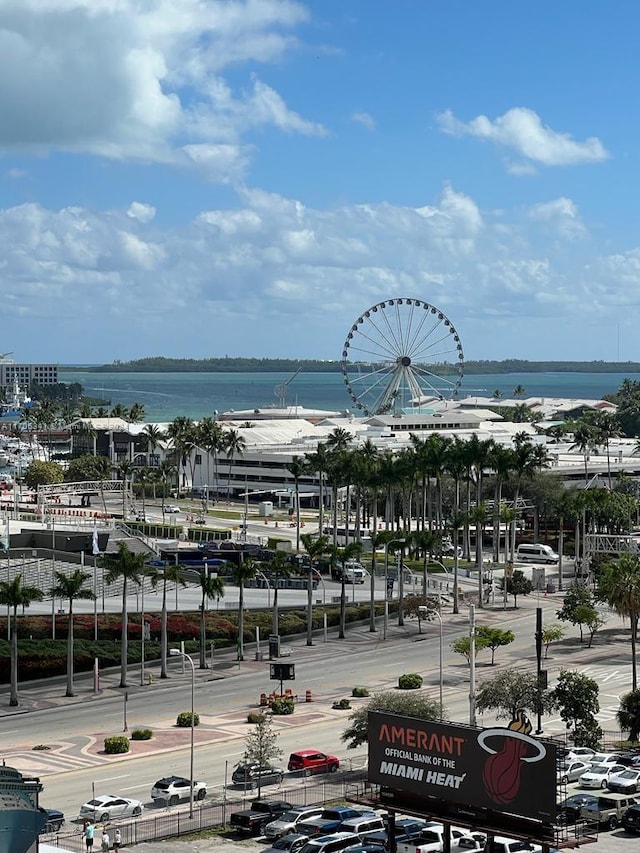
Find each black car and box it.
[231,761,285,789]
[40,808,65,833]
[557,793,599,824]
[623,804,640,833]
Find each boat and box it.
[0,380,36,419]
[0,764,46,853]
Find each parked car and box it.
[288,750,340,775]
[342,844,386,853]
[265,807,324,839]
[299,808,367,837]
[164,504,180,513]
[559,746,595,763]
[299,833,361,853]
[231,762,285,790]
[557,794,599,824]
[40,808,65,833]
[230,799,292,835]
[557,759,592,783]
[622,803,640,832]
[151,775,207,805]
[588,752,622,766]
[580,793,639,830]
[262,833,311,853]
[339,814,385,840]
[578,762,626,789]
[607,768,640,793]
[79,795,143,822]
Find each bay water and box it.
[58,369,640,423]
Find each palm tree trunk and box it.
[120,580,128,688]
[632,612,638,692]
[238,582,245,660]
[306,565,314,646]
[199,594,207,670]
[369,551,377,632]
[272,580,280,636]
[9,610,18,707]
[66,601,75,697]
[295,481,301,552]
[160,579,168,679]
[339,578,346,639]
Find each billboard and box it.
[368,711,556,824]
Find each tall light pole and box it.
[170,648,195,818]
[469,604,477,726]
[384,539,405,638]
[419,606,443,719]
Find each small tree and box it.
[575,603,604,648]
[452,633,490,662]
[552,669,602,749]
[342,691,441,749]
[617,689,640,743]
[475,669,556,720]
[242,713,283,799]
[497,569,533,608]
[542,623,564,658]
[556,585,595,640]
[476,627,515,665]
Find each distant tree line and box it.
[72,357,640,375]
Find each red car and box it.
[287,750,340,775]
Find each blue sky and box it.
[1,0,638,364]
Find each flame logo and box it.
[477,710,545,805]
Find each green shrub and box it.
[176,711,200,727]
[352,686,370,698]
[32,744,51,751]
[247,711,264,723]
[104,736,130,754]
[271,698,294,715]
[332,698,351,710]
[131,728,153,741]
[398,673,423,690]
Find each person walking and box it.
[101,828,110,852]
[84,820,95,851]
[113,828,122,851]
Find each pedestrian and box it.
[101,828,110,852]
[113,828,122,851]
[84,820,95,851]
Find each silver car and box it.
[265,807,324,839]
[79,795,143,822]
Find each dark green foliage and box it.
[552,669,602,750]
[176,711,200,727]
[247,712,264,723]
[104,736,130,754]
[351,686,370,697]
[332,699,351,710]
[131,728,153,740]
[398,673,423,690]
[342,691,441,749]
[617,690,640,743]
[270,698,294,715]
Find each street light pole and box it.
[469,604,477,726]
[170,648,195,818]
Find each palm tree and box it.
[128,402,146,423]
[301,533,329,645]
[198,570,225,669]
[50,569,95,696]
[266,551,292,637]
[136,467,153,519]
[304,442,331,533]
[224,428,246,499]
[232,556,258,660]
[597,554,640,691]
[492,389,504,400]
[570,420,599,485]
[331,541,363,639]
[513,384,526,398]
[286,456,307,552]
[116,459,134,520]
[591,411,621,489]
[157,459,176,518]
[102,543,145,688]
[0,576,44,706]
[447,509,466,614]
[617,690,640,743]
[166,416,195,493]
[142,423,165,467]
[150,563,187,678]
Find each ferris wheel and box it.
[341,297,464,416]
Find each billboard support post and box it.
[469,604,476,726]
[535,606,543,734]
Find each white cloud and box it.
[126,202,156,223]
[528,197,586,240]
[0,0,322,176]
[437,107,609,167]
[352,111,376,131]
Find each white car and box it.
[607,768,640,794]
[557,759,592,784]
[588,752,622,765]
[564,747,596,762]
[578,763,626,789]
[150,775,207,805]
[79,795,143,822]
[164,504,180,514]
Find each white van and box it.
[516,543,559,564]
[343,561,367,584]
